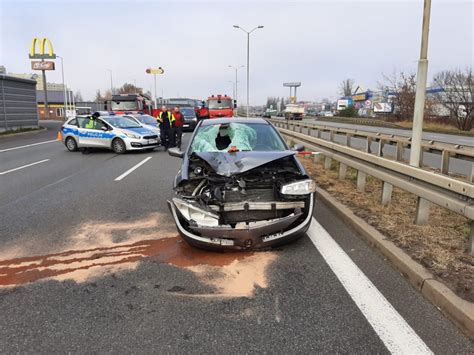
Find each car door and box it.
[76,117,111,148]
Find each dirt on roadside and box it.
[300,156,474,302]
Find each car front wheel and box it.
[112,138,126,154]
[65,137,78,152]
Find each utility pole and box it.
[410,0,432,167]
[233,25,264,117]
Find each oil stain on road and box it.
[0,215,277,297]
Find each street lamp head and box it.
[258,25,264,28]
[233,25,239,28]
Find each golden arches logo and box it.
[29,37,56,59]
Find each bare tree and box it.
[74,91,83,102]
[379,71,417,120]
[339,79,354,97]
[432,68,473,131]
[118,83,143,94]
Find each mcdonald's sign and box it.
[29,37,56,59]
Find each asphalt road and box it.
[0,121,472,353]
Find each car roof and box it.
[200,117,269,126]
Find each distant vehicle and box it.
[179,106,198,131]
[61,115,159,154]
[167,117,315,250]
[322,111,334,117]
[263,108,277,118]
[284,104,305,120]
[110,93,159,116]
[124,114,161,140]
[198,95,237,119]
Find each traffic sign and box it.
[146,67,164,74]
[365,100,372,108]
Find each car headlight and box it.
[281,179,316,195]
[124,132,141,139]
[173,198,219,227]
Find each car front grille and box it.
[143,135,158,139]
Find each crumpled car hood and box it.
[193,151,296,176]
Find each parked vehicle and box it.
[179,106,198,131]
[61,115,159,154]
[124,113,161,141]
[284,104,305,120]
[167,117,315,250]
[110,93,159,117]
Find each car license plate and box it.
[148,139,158,144]
[184,124,189,128]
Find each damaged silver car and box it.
[167,117,315,250]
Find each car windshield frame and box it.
[133,115,157,125]
[207,99,233,110]
[111,100,138,111]
[180,108,196,116]
[102,116,142,129]
[189,122,287,154]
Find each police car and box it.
[61,115,160,153]
[123,114,161,138]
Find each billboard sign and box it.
[31,61,55,70]
[373,102,392,113]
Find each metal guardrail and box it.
[269,119,474,183]
[268,119,474,254]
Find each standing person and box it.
[158,106,175,150]
[173,107,184,149]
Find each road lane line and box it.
[0,159,50,176]
[307,218,432,354]
[0,139,58,153]
[114,156,152,181]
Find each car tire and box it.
[65,137,78,152]
[112,138,126,154]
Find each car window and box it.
[68,118,78,126]
[190,122,286,153]
[76,117,106,130]
[103,116,142,128]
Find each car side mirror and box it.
[292,143,304,152]
[168,147,185,158]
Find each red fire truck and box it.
[197,94,236,119]
[110,93,160,116]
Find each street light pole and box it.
[57,55,68,119]
[410,0,432,167]
[228,65,244,106]
[233,25,264,117]
[107,69,113,95]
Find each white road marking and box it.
[307,218,432,354]
[114,156,152,181]
[0,139,58,153]
[0,159,50,176]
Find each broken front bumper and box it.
[167,194,314,250]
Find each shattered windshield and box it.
[190,122,286,153]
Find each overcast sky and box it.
[1,0,472,104]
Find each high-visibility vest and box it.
[158,111,175,125]
[85,118,95,129]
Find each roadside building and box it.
[0,74,38,131]
[36,91,70,119]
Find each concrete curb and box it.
[0,127,46,138]
[315,187,474,339]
